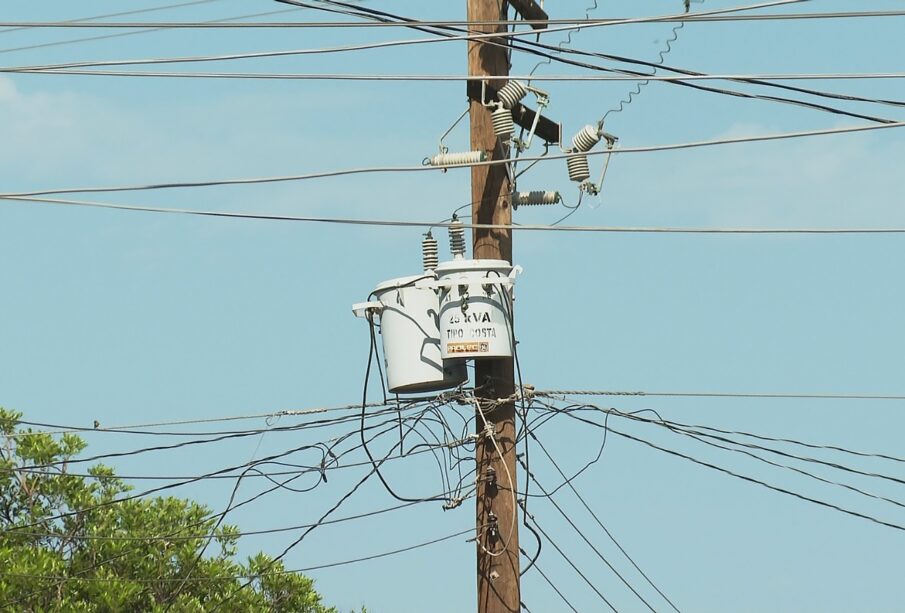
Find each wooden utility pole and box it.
[468,1,520,612]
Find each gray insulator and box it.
[513,191,561,209]
[497,81,528,110]
[572,124,601,152]
[422,232,439,271]
[567,154,591,183]
[427,151,487,167]
[492,106,515,139]
[449,216,467,258]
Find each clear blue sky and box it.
[2,1,905,611]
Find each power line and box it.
[523,511,619,612]
[9,194,905,235]
[520,550,581,613]
[0,528,472,583]
[540,390,905,401]
[10,69,905,82]
[528,433,682,613]
[3,120,903,200]
[6,399,418,437]
[0,0,808,73]
[0,0,224,36]
[0,8,301,56]
[518,456,658,612]
[1,413,418,531]
[554,407,905,534]
[3,10,905,29]
[301,0,899,124]
[5,497,447,542]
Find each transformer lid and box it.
[373,274,429,294]
[434,258,513,275]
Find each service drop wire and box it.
[1,404,465,610]
[363,310,467,502]
[529,429,682,613]
[1,405,432,534]
[210,405,473,612]
[548,403,905,534]
[361,310,456,505]
[495,274,532,522]
[517,454,659,613]
[621,412,905,508]
[658,421,905,512]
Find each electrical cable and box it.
[523,511,619,612]
[525,555,581,613]
[1,410,427,533]
[517,456,658,612]
[2,413,453,609]
[5,10,905,30]
[606,0,694,118]
[4,119,904,200]
[0,0,224,36]
[656,421,905,512]
[12,69,905,83]
[556,407,905,534]
[358,312,456,505]
[0,528,473,584]
[540,389,905,401]
[0,8,302,56]
[13,193,905,235]
[0,1,808,74]
[296,0,901,123]
[529,431,682,613]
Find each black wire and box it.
[1,408,431,535]
[519,513,543,576]
[611,409,905,492]
[524,511,619,612]
[208,424,431,612]
[530,430,682,613]
[525,555,580,613]
[517,456,657,612]
[500,284,532,523]
[665,418,905,465]
[303,0,901,124]
[361,313,454,504]
[556,407,905,534]
[517,400,613,499]
[648,420,905,512]
[8,405,409,471]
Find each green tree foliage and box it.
[0,408,340,612]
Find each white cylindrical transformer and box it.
[353,275,467,394]
[435,259,520,360]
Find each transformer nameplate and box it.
[447,342,490,354]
